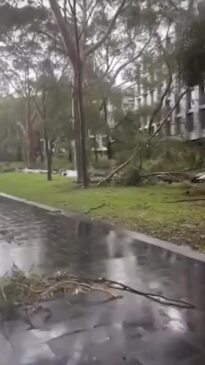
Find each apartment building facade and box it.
[123,82,205,141]
[122,0,205,142]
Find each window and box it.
[175,92,181,114]
[150,90,154,104]
[165,119,171,136]
[199,108,205,129]
[199,84,205,105]
[176,98,181,114]
[157,85,162,101]
[102,136,107,145]
[186,89,192,110]
[175,116,181,135]
[137,83,141,95]
[165,99,171,107]
[186,112,194,132]
[144,93,147,105]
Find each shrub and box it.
[52,157,73,171]
[112,166,141,186]
[0,162,25,173]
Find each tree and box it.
[48,0,135,187]
[0,0,190,186]
[0,97,25,162]
[0,28,45,167]
[33,57,73,180]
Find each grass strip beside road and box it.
[0,173,204,250]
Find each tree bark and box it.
[41,88,53,181]
[26,97,35,168]
[45,138,52,181]
[49,0,89,187]
[72,79,83,183]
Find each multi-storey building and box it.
[122,0,205,142]
[128,77,205,141]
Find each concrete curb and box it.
[127,230,205,263]
[1,192,205,264]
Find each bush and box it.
[113,166,141,186]
[143,140,204,172]
[52,157,72,171]
[0,162,25,173]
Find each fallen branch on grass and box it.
[141,168,192,177]
[98,89,189,186]
[167,198,205,203]
[98,150,138,186]
[84,203,106,214]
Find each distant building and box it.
[121,0,205,142]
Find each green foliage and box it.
[0,161,24,173]
[113,110,150,169]
[113,166,141,186]
[114,111,142,150]
[0,96,26,162]
[144,139,204,172]
[0,3,47,33]
[52,157,72,171]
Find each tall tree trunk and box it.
[44,131,52,181]
[72,82,83,183]
[73,0,89,188]
[26,97,35,168]
[41,88,52,181]
[102,98,113,160]
[49,0,89,188]
[75,65,89,187]
[47,150,52,181]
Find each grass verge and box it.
[0,173,204,250]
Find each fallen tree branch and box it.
[3,271,195,311]
[141,168,192,178]
[98,150,138,186]
[167,198,205,203]
[96,278,195,309]
[84,203,106,214]
[98,86,189,186]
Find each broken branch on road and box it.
[0,270,195,318]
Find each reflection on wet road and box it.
[0,196,204,364]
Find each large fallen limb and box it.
[167,198,205,203]
[141,168,192,177]
[97,149,138,186]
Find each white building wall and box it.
[122,80,205,141]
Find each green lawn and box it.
[0,173,205,250]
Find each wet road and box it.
[0,195,205,365]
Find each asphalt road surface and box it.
[0,195,204,365]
